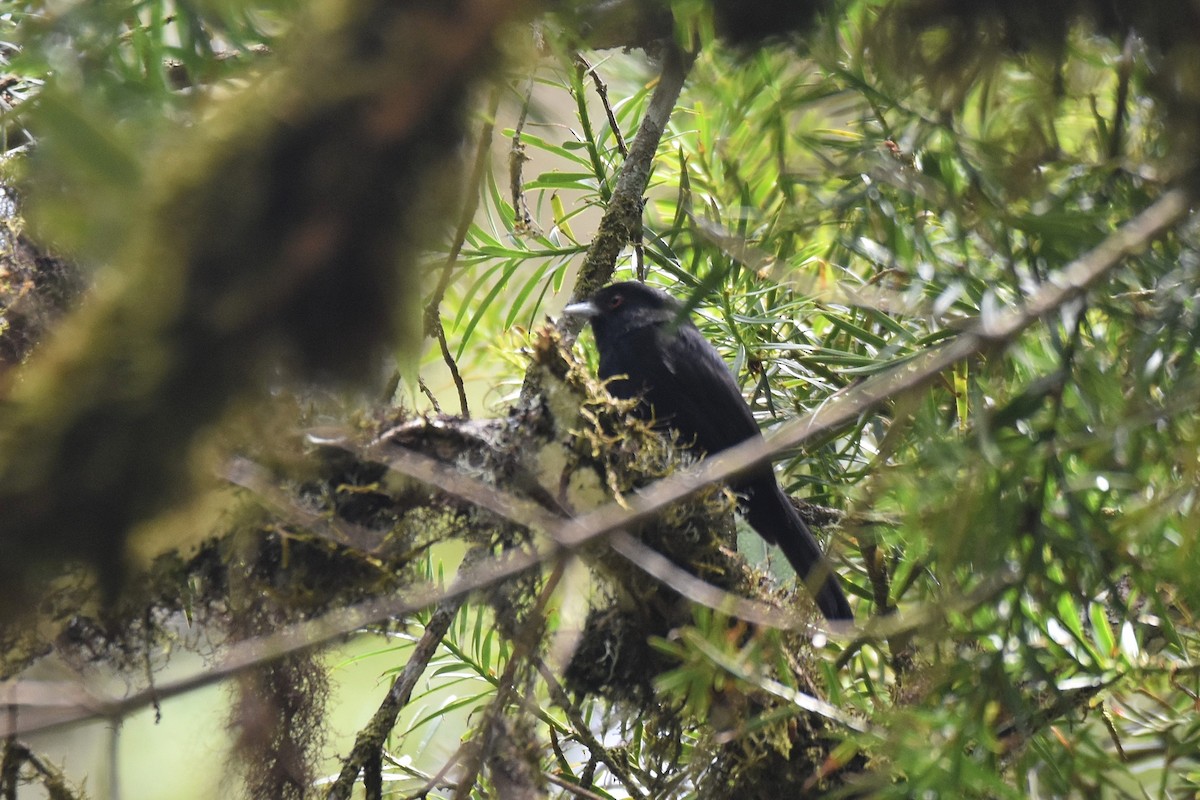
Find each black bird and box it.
[565,281,852,621]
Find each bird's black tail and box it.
[742,478,853,621]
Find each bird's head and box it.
[563,281,681,340]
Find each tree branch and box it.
[3,188,1186,738]
[451,559,566,800]
[324,593,467,800]
[423,86,503,418]
[537,661,647,799]
[560,44,693,343]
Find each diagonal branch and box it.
[520,44,691,404]
[370,443,800,628]
[537,660,647,798]
[559,44,693,343]
[323,592,468,800]
[4,188,1186,738]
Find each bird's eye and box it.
[608,294,623,309]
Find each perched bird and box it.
[565,281,852,621]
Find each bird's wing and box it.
[652,323,763,456]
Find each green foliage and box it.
[4,0,290,254]
[419,5,1200,796]
[3,0,1200,798]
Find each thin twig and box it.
[164,45,271,90]
[417,375,442,414]
[142,606,161,724]
[401,747,463,799]
[427,84,501,311]
[510,77,537,234]
[543,771,612,800]
[0,740,80,800]
[325,593,469,800]
[537,661,647,799]
[1,717,16,800]
[577,55,629,159]
[223,456,387,554]
[572,58,611,203]
[424,86,502,418]
[434,326,470,418]
[607,531,800,628]
[1109,30,1136,162]
[681,628,873,734]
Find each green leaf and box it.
[1088,602,1117,659]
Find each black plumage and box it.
[565,281,852,621]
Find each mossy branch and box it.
[324,594,467,800]
[559,44,694,343]
[0,0,526,614]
